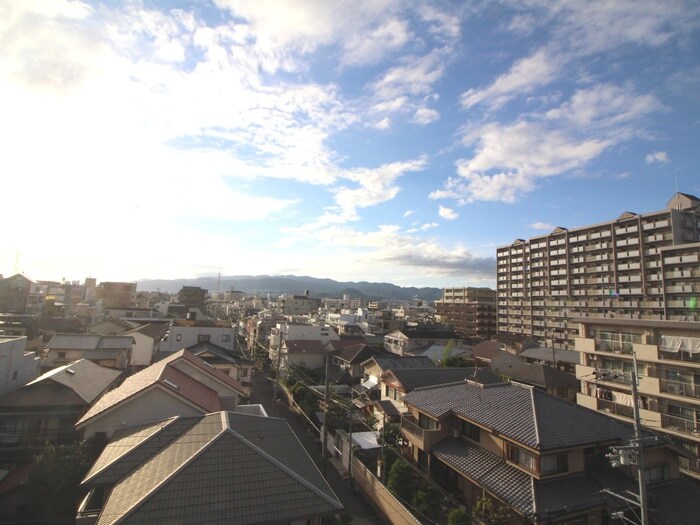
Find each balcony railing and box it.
[659,350,700,364]
[661,414,700,436]
[595,340,634,355]
[679,457,700,476]
[401,416,424,439]
[597,398,634,419]
[659,379,700,398]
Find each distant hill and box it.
[137,275,443,302]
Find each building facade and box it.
[575,317,700,478]
[434,286,497,339]
[497,193,700,349]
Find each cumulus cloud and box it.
[646,151,669,164]
[434,84,661,203]
[438,205,458,220]
[412,107,440,125]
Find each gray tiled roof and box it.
[363,355,437,371]
[25,358,121,404]
[87,412,342,524]
[386,368,502,391]
[519,346,580,365]
[47,334,134,350]
[433,440,534,515]
[403,382,635,450]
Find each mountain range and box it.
[137,275,443,302]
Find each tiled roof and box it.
[47,334,134,351]
[48,334,102,350]
[385,368,502,391]
[284,339,326,354]
[519,347,580,365]
[363,355,437,371]
[76,350,237,427]
[25,359,121,404]
[403,382,635,450]
[393,329,460,340]
[491,355,579,389]
[470,340,504,360]
[329,342,376,364]
[125,323,167,341]
[86,412,343,524]
[433,440,534,515]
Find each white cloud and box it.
[461,48,562,109]
[412,107,440,125]
[530,222,555,231]
[435,84,661,203]
[646,151,669,164]
[438,205,458,220]
[370,51,446,100]
[403,210,415,217]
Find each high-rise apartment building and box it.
[434,287,497,339]
[497,193,700,350]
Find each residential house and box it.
[490,352,580,402]
[401,380,700,524]
[273,339,327,372]
[0,359,121,467]
[359,355,436,392]
[123,323,168,369]
[44,334,134,371]
[327,340,382,384]
[282,291,322,315]
[268,321,340,354]
[159,319,237,353]
[75,349,245,440]
[574,317,700,478]
[187,340,253,397]
[470,339,505,366]
[384,328,462,356]
[85,319,135,336]
[77,411,343,524]
[0,336,40,397]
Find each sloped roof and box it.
[47,334,134,350]
[403,382,635,450]
[362,355,437,371]
[491,355,579,390]
[85,412,342,524]
[518,346,580,365]
[283,339,326,354]
[433,440,634,519]
[383,368,502,392]
[470,340,504,361]
[24,359,121,404]
[329,342,378,364]
[76,350,243,427]
[390,329,460,340]
[125,323,167,341]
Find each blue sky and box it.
[2,0,699,288]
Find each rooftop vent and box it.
[66,369,76,375]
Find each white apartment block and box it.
[497,192,700,350]
[575,317,700,478]
[0,336,40,397]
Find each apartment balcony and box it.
[659,378,700,399]
[679,457,700,478]
[661,414,700,437]
[659,350,700,365]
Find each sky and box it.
[2,0,699,289]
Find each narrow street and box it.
[249,372,386,525]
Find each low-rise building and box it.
[44,334,134,371]
[77,411,343,525]
[76,349,245,440]
[384,327,462,356]
[402,380,700,523]
[159,319,237,353]
[0,336,40,397]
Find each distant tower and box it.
[217,272,221,295]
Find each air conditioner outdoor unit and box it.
[666,383,679,394]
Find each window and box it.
[418,413,438,431]
[507,444,536,471]
[644,463,670,484]
[221,334,231,342]
[12,371,18,381]
[198,334,210,343]
[241,368,248,377]
[461,420,480,442]
[176,334,182,342]
[385,386,401,401]
[57,352,66,359]
[541,453,568,474]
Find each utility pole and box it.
[321,350,331,476]
[601,351,649,525]
[271,328,283,417]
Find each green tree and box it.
[27,441,96,523]
[442,355,474,368]
[447,508,471,525]
[412,483,442,520]
[387,458,416,502]
[378,421,401,447]
[441,339,456,363]
[472,496,511,524]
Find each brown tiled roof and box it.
[76,350,239,427]
[284,339,326,354]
